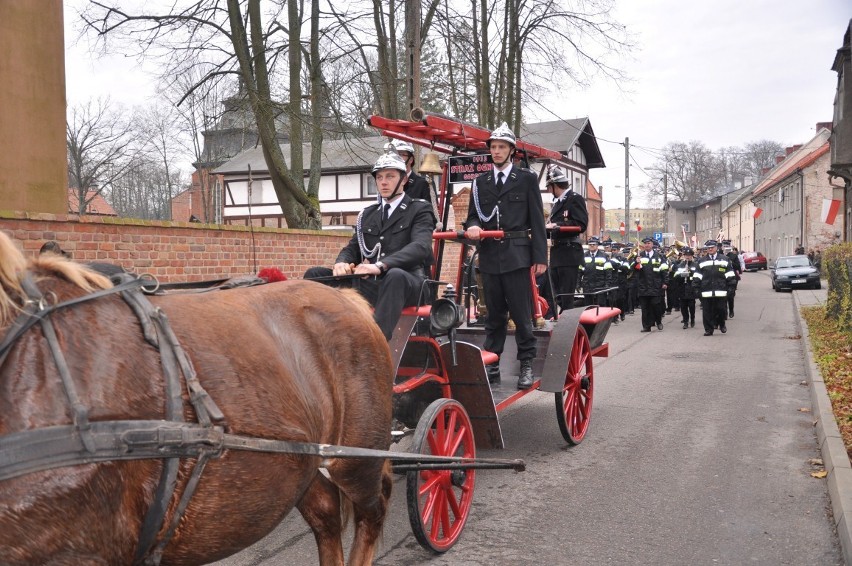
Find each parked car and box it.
[742,251,767,271]
[770,255,821,291]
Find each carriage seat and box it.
[400,305,433,318]
[480,350,499,366]
[578,306,621,325]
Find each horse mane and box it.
[0,232,112,327]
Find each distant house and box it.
[830,19,852,242]
[585,180,604,239]
[751,124,838,261]
[720,184,757,252]
[663,201,700,245]
[214,119,606,229]
[67,189,117,216]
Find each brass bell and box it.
[419,152,443,175]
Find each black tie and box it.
[382,203,390,226]
[496,172,505,190]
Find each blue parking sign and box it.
[653,231,662,241]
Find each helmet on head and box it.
[487,122,516,147]
[682,247,694,255]
[546,164,570,186]
[371,152,408,177]
[389,139,416,155]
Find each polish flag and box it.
[821,198,841,225]
[753,207,763,219]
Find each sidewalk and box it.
[794,287,852,565]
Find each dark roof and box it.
[520,119,605,169]
[214,136,389,175]
[666,201,700,210]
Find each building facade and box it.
[752,126,840,262]
[831,19,852,242]
[213,119,606,229]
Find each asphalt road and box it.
[213,271,842,565]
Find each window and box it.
[363,173,377,197]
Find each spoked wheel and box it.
[555,325,594,445]
[406,398,476,553]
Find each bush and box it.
[824,242,852,333]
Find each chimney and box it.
[785,144,803,155]
[775,155,785,164]
[816,122,833,132]
[760,167,771,176]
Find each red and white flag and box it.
[821,198,841,225]
[753,207,763,219]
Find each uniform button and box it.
[497,200,501,204]
[380,236,384,240]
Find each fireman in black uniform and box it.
[579,236,613,306]
[465,122,547,390]
[304,151,435,340]
[672,247,698,328]
[389,139,432,204]
[544,163,587,312]
[692,240,736,336]
[630,236,669,332]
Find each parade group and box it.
[305,121,742,391]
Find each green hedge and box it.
[824,242,852,333]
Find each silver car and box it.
[770,255,821,291]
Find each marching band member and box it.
[579,236,614,307]
[672,247,698,329]
[630,237,669,332]
[692,240,736,336]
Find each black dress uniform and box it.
[580,249,614,306]
[405,172,432,203]
[672,257,698,328]
[693,250,736,335]
[465,165,547,363]
[305,194,435,340]
[630,246,669,331]
[548,189,588,311]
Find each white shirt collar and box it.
[382,194,405,217]
[494,163,513,180]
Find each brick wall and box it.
[0,211,348,283]
[0,208,473,289]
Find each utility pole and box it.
[624,137,630,243]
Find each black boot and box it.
[486,362,501,384]
[517,360,534,390]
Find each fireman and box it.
[672,247,699,329]
[579,236,614,306]
[544,163,588,312]
[692,240,736,336]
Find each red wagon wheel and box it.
[406,398,476,553]
[555,324,594,445]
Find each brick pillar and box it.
[0,0,67,214]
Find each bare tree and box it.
[66,98,140,215]
[83,0,323,229]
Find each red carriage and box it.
[368,111,621,552]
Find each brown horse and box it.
[0,231,394,565]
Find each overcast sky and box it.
[64,1,850,209]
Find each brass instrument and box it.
[665,240,688,261]
[625,242,641,262]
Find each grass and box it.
[802,306,852,456]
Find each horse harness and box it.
[0,272,515,564]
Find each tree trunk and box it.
[227,0,320,229]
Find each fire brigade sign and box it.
[448,154,493,184]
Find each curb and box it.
[794,291,852,565]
